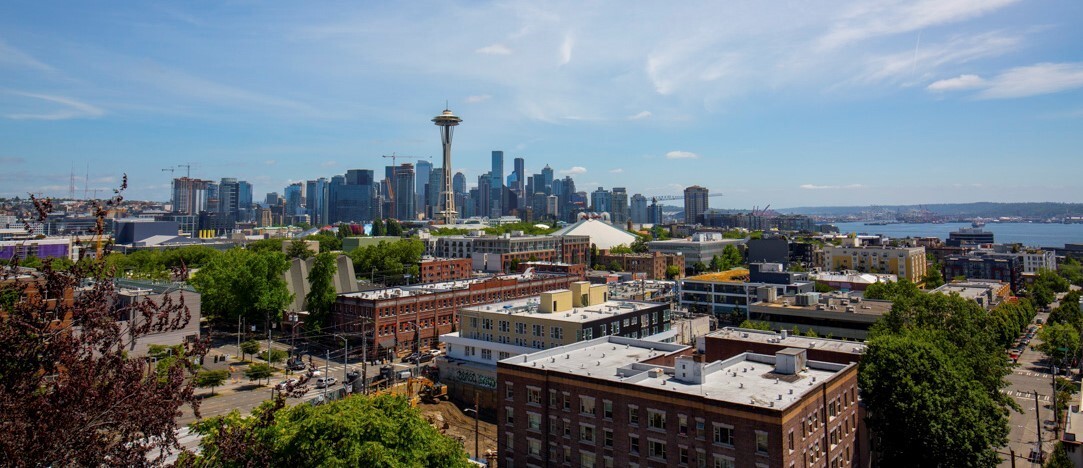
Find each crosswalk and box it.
[160,427,202,465]
[1002,389,1051,402]
[1014,370,1051,378]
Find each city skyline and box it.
[2,1,1082,207]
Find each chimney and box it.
[780,329,788,340]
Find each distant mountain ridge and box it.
[776,202,1083,218]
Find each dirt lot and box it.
[418,400,499,460]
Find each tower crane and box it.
[380,153,432,217]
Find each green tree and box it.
[738,320,771,331]
[240,340,261,361]
[863,279,921,301]
[1049,296,1083,331]
[1030,283,1055,309]
[1037,322,1080,364]
[247,238,283,254]
[803,328,818,337]
[1059,258,1083,287]
[590,243,599,262]
[709,255,724,272]
[191,248,292,323]
[347,239,424,287]
[922,266,945,289]
[184,395,470,467]
[1047,442,1074,468]
[285,240,313,259]
[259,349,288,364]
[195,370,229,395]
[1036,269,1071,293]
[814,282,834,293]
[606,260,622,271]
[630,236,649,253]
[305,252,338,330]
[244,363,275,385]
[649,225,670,240]
[371,218,386,236]
[386,219,403,236]
[859,331,1007,467]
[306,232,342,252]
[692,261,707,274]
[609,244,633,254]
[664,265,681,280]
[721,244,742,269]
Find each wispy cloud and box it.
[857,32,1020,85]
[818,0,1021,50]
[609,168,624,174]
[5,92,105,120]
[465,94,492,104]
[476,44,512,55]
[927,74,986,91]
[559,34,573,65]
[558,166,587,175]
[665,151,699,160]
[627,111,651,120]
[978,62,1083,99]
[264,159,277,166]
[799,184,866,190]
[0,40,53,71]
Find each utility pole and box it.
[1035,390,1043,464]
[267,311,273,370]
[474,393,480,460]
[362,319,368,395]
[237,316,242,359]
[324,350,330,400]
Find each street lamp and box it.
[333,333,349,390]
[464,394,480,462]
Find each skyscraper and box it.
[559,176,576,222]
[392,163,416,221]
[610,187,629,225]
[305,178,328,226]
[427,167,444,219]
[513,157,525,194]
[477,172,492,218]
[415,160,433,217]
[490,151,504,218]
[433,108,462,225]
[684,185,709,224]
[171,177,211,215]
[284,183,304,216]
[330,169,375,223]
[540,165,554,195]
[237,181,252,221]
[591,187,611,215]
[453,172,466,195]
[630,194,648,224]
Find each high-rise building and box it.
[415,160,433,218]
[591,187,611,215]
[171,177,212,215]
[427,168,444,219]
[540,165,554,195]
[329,169,375,224]
[453,172,466,195]
[684,185,709,224]
[284,183,304,216]
[264,192,280,207]
[477,172,492,218]
[610,187,629,225]
[237,180,253,221]
[513,157,525,195]
[630,194,648,224]
[305,178,329,226]
[560,176,577,222]
[490,151,504,218]
[204,182,220,214]
[391,164,416,221]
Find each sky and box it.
[1,0,1082,209]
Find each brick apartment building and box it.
[516,261,587,278]
[333,273,583,356]
[942,253,1024,292]
[431,233,591,273]
[593,251,685,280]
[498,336,860,468]
[419,257,473,283]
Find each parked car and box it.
[428,349,443,357]
[287,360,306,371]
[401,353,420,363]
[418,353,435,363]
[315,376,337,388]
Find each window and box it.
[482,318,492,330]
[600,323,608,335]
[481,349,492,360]
[695,418,705,439]
[678,414,688,435]
[505,407,514,425]
[679,446,689,466]
[604,428,614,448]
[527,387,542,405]
[629,435,640,454]
[516,322,526,335]
[788,430,795,452]
[580,396,596,416]
[563,393,571,411]
[551,326,563,339]
[528,412,541,431]
[580,424,596,443]
[499,351,511,360]
[603,400,613,419]
[532,340,544,349]
[755,430,769,454]
[564,446,572,463]
[550,389,558,408]
[469,317,478,329]
[550,416,559,435]
[499,320,509,332]
[506,432,514,451]
[505,382,514,399]
[648,409,666,430]
[713,424,733,446]
[648,439,667,460]
[582,328,594,340]
[527,438,541,457]
[533,324,544,336]
[613,321,620,334]
[629,405,639,425]
[713,456,735,468]
[580,451,596,468]
[564,419,572,437]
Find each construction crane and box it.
[177,163,192,179]
[380,154,431,216]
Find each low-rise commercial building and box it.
[809,271,897,291]
[439,282,672,411]
[593,251,685,280]
[747,291,893,340]
[930,280,1011,310]
[647,232,746,267]
[946,228,994,247]
[430,232,591,273]
[419,257,473,283]
[680,263,815,317]
[699,327,867,365]
[497,336,861,468]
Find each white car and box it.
[314,376,337,388]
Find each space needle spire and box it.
[432,106,462,225]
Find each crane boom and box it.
[380,154,432,218]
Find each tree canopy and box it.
[863,279,921,301]
[191,248,292,323]
[348,239,425,286]
[305,252,339,330]
[182,395,471,467]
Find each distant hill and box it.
[777,202,1083,218]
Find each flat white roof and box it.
[503,336,851,410]
[463,296,663,324]
[339,272,564,300]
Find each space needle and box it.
[433,106,462,225]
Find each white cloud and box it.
[264,159,277,165]
[927,74,986,91]
[818,0,1021,50]
[559,34,573,65]
[465,94,492,104]
[978,63,1083,99]
[627,111,652,120]
[558,166,587,175]
[475,43,512,55]
[665,151,699,160]
[609,168,624,174]
[0,40,53,71]
[799,184,866,190]
[856,32,1020,85]
[5,92,105,120]
[321,160,338,167]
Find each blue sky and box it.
[1,0,1081,208]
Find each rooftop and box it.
[705,327,868,355]
[502,335,852,411]
[686,268,750,283]
[753,291,893,317]
[463,295,662,323]
[339,272,565,300]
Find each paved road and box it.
[999,307,1068,467]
